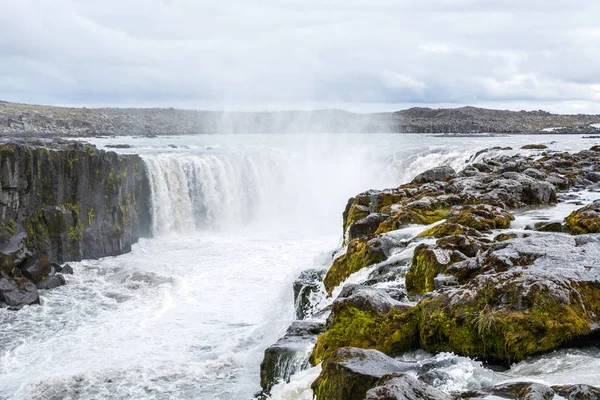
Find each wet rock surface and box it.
[0,139,151,309]
[259,320,325,396]
[366,374,451,400]
[311,348,417,400]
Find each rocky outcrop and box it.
[287,145,600,399]
[0,140,151,308]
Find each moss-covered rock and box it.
[310,287,419,365]
[564,201,600,234]
[417,222,482,238]
[405,235,489,295]
[323,237,390,295]
[533,221,563,232]
[417,272,592,365]
[446,204,514,231]
[311,348,416,400]
[521,144,548,150]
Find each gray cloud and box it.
[1,0,599,112]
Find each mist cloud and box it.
[1,0,599,112]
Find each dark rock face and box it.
[259,321,325,396]
[0,277,39,308]
[0,141,151,272]
[412,166,456,184]
[0,140,151,309]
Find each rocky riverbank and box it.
[260,144,600,399]
[0,139,151,309]
[2,101,600,136]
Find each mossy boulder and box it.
[417,222,482,238]
[311,348,416,400]
[446,204,514,231]
[533,221,563,232]
[323,236,394,295]
[414,233,600,364]
[417,272,593,365]
[405,235,490,294]
[564,201,600,234]
[310,287,418,365]
[521,144,548,150]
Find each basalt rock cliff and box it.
[0,139,151,309]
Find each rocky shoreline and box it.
[0,139,151,309]
[260,144,600,399]
[2,101,600,136]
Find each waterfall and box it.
[142,149,291,235]
[140,138,480,237]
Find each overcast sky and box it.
[1,0,600,113]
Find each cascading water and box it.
[1,134,597,400]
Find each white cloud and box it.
[1,0,599,112]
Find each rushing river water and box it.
[0,134,599,400]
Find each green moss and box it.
[310,304,419,365]
[405,244,449,294]
[87,206,96,226]
[408,207,451,225]
[417,277,592,365]
[447,205,514,231]
[564,202,600,234]
[343,202,369,234]
[417,222,481,238]
[1,219,17,235]
[323,238,386,294]
[311,350,382,400]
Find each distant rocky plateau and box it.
[2,101,600,136]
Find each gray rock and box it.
[0,277,39,309]
[61,264,74,274]
[20,255,51,283]
[365,374,451,400]
[259,320,325,395]
[36,274,66,290]
[433,274,459,290]
[348,213,389,241]
[552,384,600,399]
[412,166,456,184]
[585,172,600,183]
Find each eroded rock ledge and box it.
[260,145,600,399]
[0,139,151,309]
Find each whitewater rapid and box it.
[0,134,598,399]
